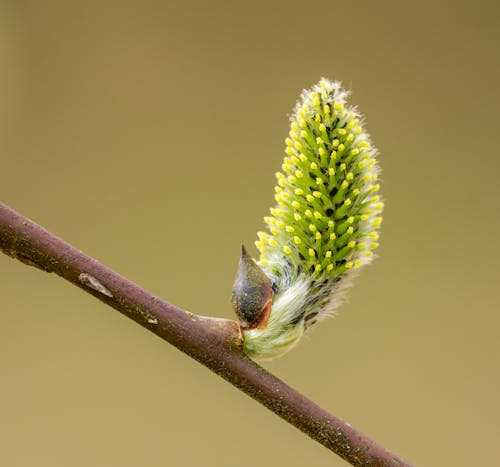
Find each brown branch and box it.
[0,201,411,467]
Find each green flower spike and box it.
[231,78,383,360]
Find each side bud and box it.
[231,245,272,330]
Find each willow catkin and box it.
[232,78,383,359]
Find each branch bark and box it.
[0,202,411,467]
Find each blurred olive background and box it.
[1,1,499,466]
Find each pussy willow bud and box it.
[232,78,383,360]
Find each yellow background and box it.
[1,1,499,465]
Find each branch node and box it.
[12,251,53,273]
[79,273,113,298]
